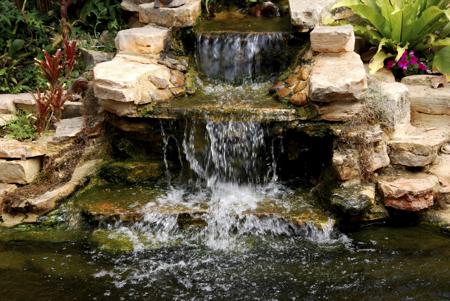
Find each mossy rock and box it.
[99,161,164,184]
[91,229,135,254]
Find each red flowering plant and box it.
[385,51,430,79]
[33,0,77,133]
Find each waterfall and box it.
[195,32,292,84]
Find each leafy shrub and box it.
[3,112,37,141]
[333,0,450,75]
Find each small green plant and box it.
[3,112,37,141]
[333,0,450,75]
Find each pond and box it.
[0,226,449,301]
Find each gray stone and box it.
[99,99,137,117]
[139,0,201,27]
[407,85,450,115]
[53,117,84,141]
[0,139,46,159]
[0,158,41,184]
[80,48,113,67]
[310,25,355,53]
[289,0,336,31]
[309,52,367,102]
[115,25,170,55]
[331,183,375,215]
[366,82,410,131]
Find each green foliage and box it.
[2,112,37,141]
[333,0,450,75]
[0,0,54,93]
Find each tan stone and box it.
[0,158,41,184]
[333,148,360,181]
[407,85,450,115]
[0,94,17,114]
[139,0,201,27]
[0,139,46,159]
[94,54,172,104]
[0,114,13,127]
[378,172,439,211]
[290,92,308,106]
[99,99,137,117]
[401,75,445,86]
[289,0,337,31]
[293,81,308,93]
[0,183,17,199]
[309,52,367,102]
[149,88,173,102]
[115,25,170,55]
[388,126,448,167]
[318,101,363,122]
[429,154,450,203]
[365,65,396,83]
[148,75,169,89]
[170,70,185,87]
[311,25,355,53]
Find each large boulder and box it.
[139,0,201,27]
[309,52,367,102]
[310,25,354,53]
[378,172,439,211]
[94,54,175,105]
[289,0,336,31]
[115,25,171,55]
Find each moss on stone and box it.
[99,161,164,184]
[91,229,135,254]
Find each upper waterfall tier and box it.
[194,16,297,84]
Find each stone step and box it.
[138,0,201,27]
[388,125,449,167]
[378,171,440,212]
[0,139,46,159]
[309,52,367,103]
[407,85,450,115]
[310,25,355,53]
[115,25,171,55]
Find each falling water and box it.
[195,32,292,84]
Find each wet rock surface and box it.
[331,183,375,215]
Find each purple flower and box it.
[410,56,418,65]
[418,62,428,71]
[386,60,396,69]
[398,59,409,70]
[401,51,408,60]
[409,51,415,56]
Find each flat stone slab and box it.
[318,101,363,121]
[289,0,336,31]
[407,85,450,115]
[53,117,84,141]
[309,52,367,102]
[0,139,46,159]
[94,54,173,104]
[378,172,439,211]
[115,25,171,55]
[139,0,201,27]
[310,25,354,53]
[0,158,41,184]
[401,75,445,86]
[388,126,449,167]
